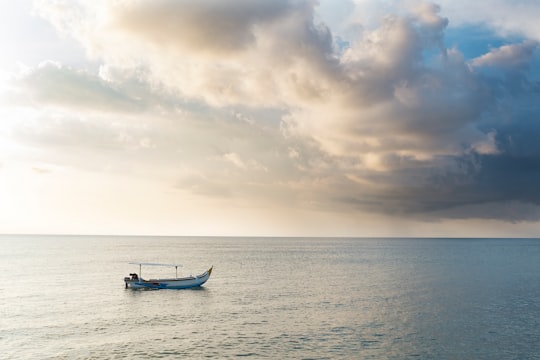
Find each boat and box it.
[124,262,213,289]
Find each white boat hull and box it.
[125,267,212,289]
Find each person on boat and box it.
[130,273,139,280]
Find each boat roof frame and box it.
[129,262,184,279]
[129,262,183,267]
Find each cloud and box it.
[471,40,538,70]
[35,0,337,107]
[17,0,540,225]
[109,0,300,55]
[9,61,144,112]
[436,0,540,41]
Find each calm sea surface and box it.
[2,236,540,359]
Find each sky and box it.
[1,0,540,237]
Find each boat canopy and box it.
[129,262,184,278]
[129,262,183,267]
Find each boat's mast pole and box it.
[175,265,178,278]
[139,264,142,280]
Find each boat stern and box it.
[124,273,142,289]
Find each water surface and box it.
[2,236,540,359]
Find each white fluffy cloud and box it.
[3,0,539,229]
[34,0,501,160]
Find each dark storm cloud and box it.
[333,69,540,222]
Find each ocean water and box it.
[2,236,540,359]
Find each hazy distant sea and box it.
[2,236,540,359]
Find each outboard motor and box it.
[125,273,139,288]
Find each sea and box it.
[2,236,540,359]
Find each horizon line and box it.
[1,233,539,239]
